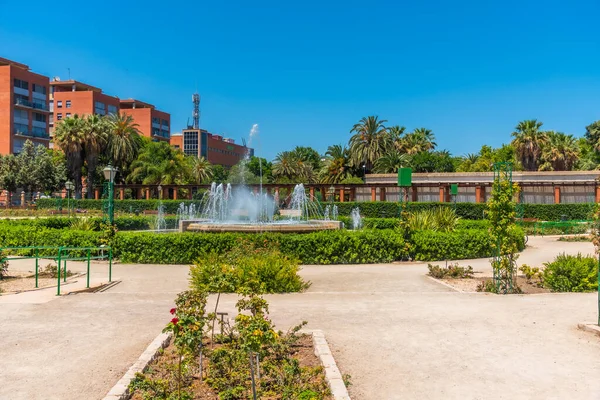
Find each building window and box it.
[94,101,106,115]
[14,123,28,134]
[49,101,54,112]
[107,104,117,115]
[32,84,46,95]
[161,119,169,127]
[13,79,29,90]
[66,113,71,118]
[57,101,63,108]
[33,113,47,123]
[66,100,71,108]
[57,113,63,120]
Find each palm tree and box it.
[107,113,143,177]
[511,119,547,171]
[388,125,406,150]
[539,131,579,171]
[189,156,213,183]
[348,116,390,170]
[584,121,600,151]
[272,151,313,182]
[128,141,191,185]
[53,115,86,198]
[465,153,479,163]
[82,115,110,198]
[320,144,351,184]
[412,128,437,151]
[373,149,410,173]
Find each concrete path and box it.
[0,237,599,399]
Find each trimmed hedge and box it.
[0,216,179,231]
[36,199,595,221]
[411,227,525,261]
[0,225,521,264]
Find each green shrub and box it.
[190,248,309,293]
[406,208,459,232]
[456,220,490,230]
[427,263,474,278]
[0,215,179,231]
[412,227,525,261]
[35,199,597,221]
[542,253,598,292]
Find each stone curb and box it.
[102,332,172,400]
[578,323,600,338]
[312,330,351,400]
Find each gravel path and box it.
[0,236,599,399]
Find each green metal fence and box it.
[0,246,112,295]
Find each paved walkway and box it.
[0,237,599,399]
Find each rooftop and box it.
[49,79,103,92]
[0,57,30,70]
[120,99,155,109]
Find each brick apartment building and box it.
[49,79,120,137]
[120,99,170,142]
[171,128,252,167]
[0,57,51,154]
[49,80,170,142]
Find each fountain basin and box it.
[180,219,342,233]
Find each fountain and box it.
[155,202,167,231]
[350,207,362,230]
[170,124,341,233]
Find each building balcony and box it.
[14,128,50,140]
[14,98,51,112]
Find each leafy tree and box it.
[246,156,272,182]
[575,138,599,170]
[410,150,455,172]
[511,119,547,171]
[0,154,18,204]
[211,165,229,183]
[227,162,261,184]
[456,144,518,172]
[349,116,391,170]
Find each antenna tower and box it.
[192,93,200,129]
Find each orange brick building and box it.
[49,79,120,137]
[120,99,170,142]
[171,129,252,167]
[0,57,51,154]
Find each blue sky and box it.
[1,0,599,160]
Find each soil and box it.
[0,269,78,294]
[130,334,331,400]
[440,276,550,294]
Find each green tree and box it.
[410,150,455,172]
[247,156,272,182]
[539,131,579,171]
[83,114,110,198]
[127,141,191,185]
[511,119,547,171]
[349,116,391,170]
[211,164,229,183]
[272,151,314,183]
[290,146,321,171]
[584,120,600,151]
[319,144,351,184]
[0,154,18,204]
[373,149,410,173]
[53,115,86,198]
[188,156,213,183]
[107,113,143,178]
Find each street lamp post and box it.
[362,164,366,182]
[102,164,117,225]
[327,185,335,203]
[65,181,74,218]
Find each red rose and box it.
[171,317,179,325]
[170,308,176,315]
